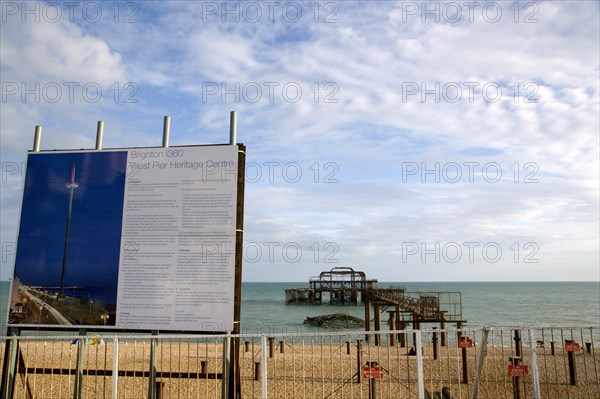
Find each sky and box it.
[1,1,598,282]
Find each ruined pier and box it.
[286,267,466,342]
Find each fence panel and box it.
[1,327,598,399]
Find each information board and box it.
[7,145,239,332]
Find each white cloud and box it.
[1,1,598,281]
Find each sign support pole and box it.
[95,121,104,150]
[162,116,170,148]
[229,111,237,145]
[33,125,42,152]
[229,110,245,398]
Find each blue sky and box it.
[1,1,598,282]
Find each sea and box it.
[1,281,599,336]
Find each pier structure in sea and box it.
[285,267,388,305]
[286,267,466,343]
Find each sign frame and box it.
[6,143,246,334]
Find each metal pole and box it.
[268,337,275,358]
[471,327,490,399]
[254,362,261,381]
[261,335,268,399]
[229,111,237,145]
[461,341,469,384]
[95,121,104,150]
[112,336,119,399]
[162,116,170,148]
[356,339,362,384]
[565,340,577,385]
[368,362,379,399]
[231,143,246,399]
[148,332,158,399]
[222,332,231,399]
[511,356,522,399]
[432,327,438,360]
[527,329,541,399]
[73,329,86,399]
[33,125,42,152]
[1,328,20,399]
[364,299,371,344]
[513,330,522,399]
[416,330,424,399]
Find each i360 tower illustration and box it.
[59,163,79,298]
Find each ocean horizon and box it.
[1,280,599,336]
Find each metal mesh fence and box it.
[1,326,598,398]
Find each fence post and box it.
[222,332,231,399]
[510,356,522,399]
[514,330,522,358]
[471,327,490,399]
[416,330,425,399]
[1,328,20,399]
[268,337,275,358]
[112,336,119,399]
[432,327,438,360]
[147,332,158,399]
[254,362,261,381]
[155,379,164,399]
[356,339,363,384]
[527,329,541,399]
[367,361,379,399]
[511,329,523,399]
[261,336,268,399]
[461,339,469,384]
[73,329,87,399]
[565,339,577,386]
[374,305,381,346]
